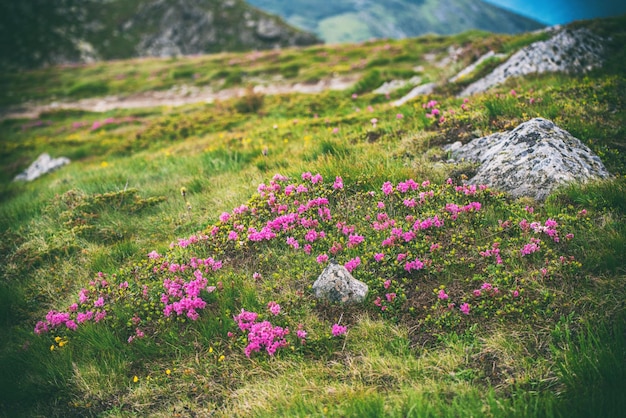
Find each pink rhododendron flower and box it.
[382,182,393,195]
[460,303,471,315]
[332,324,347,336]
[344,257,361,272]
[267,301,281,316]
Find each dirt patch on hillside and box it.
[1,75,359,120]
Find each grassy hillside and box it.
[0,15,625,417]
[248,0,544,43]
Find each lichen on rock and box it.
[446,118,610,201]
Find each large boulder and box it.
[14,153,70,182]
[447,118,610,201]
[312,259,368,304]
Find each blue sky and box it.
[483,0,626,25]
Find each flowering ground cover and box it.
[0,15,625,418]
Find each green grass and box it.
[1,15,625,418]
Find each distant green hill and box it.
[247,0,544,43]
[0,0,320,69]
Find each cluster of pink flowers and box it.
[519,218,560,242]
[445,202,482,219]
[479,242,503,265]
[404,257,425,272]
[472,282,500,297]
[233,307,301,357]
[90,116,137,131]
[171,234,210,249]
[34,276,110,335]
[521,238,541,256]
[162,267,218,320]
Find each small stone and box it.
[14,153,70,182]
[312,259,368,304]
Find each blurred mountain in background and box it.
[0,0,320,69]
[246,0,544,43]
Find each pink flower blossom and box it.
[344,257,361,272]
[333,176,344,189]
[374,253,385,262]
[267,301,281,316]
[347,234,364,248]
[382,182,393,195]
[460,303,471,315]
[438,289,449,300]
[332,324,347,336]
[316,254,329,264]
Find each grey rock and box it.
[449,51,506,83]
[392,82,436,106]
[14,153,70,182]
[449,118,610,201]
[459,28,605,97]
[312,259,368,304]
[256,17,283,40]
[373,76,422,95]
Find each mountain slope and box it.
[0,0,320,69]
[248,0,544,43]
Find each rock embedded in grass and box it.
[13,152,70,182]
[312,259,368,304]
[447,117,610,201]
[459,28,606,97]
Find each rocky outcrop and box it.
[131,0,320,58]
[459,28,605,96]
[312,259,368,304]
[373,76,422,95]
[392,83,436,107]
[14,153,70,182]
[446,118,610,201]
[448,50,506,83]
[0,0,321,69]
